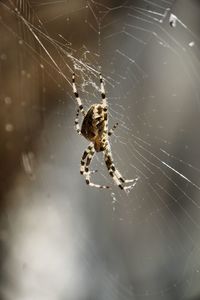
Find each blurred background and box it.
[1,0,200,299]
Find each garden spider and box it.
[72,72,138,190]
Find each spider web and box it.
[1,0,200,300]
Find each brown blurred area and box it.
[0,0,116,197]
[0,1,46,198]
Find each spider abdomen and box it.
[81,104,106,152]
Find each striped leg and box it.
[72,73,85,116]
[104,144,138,190]
[75,109,81,135]
[108,122,119,136]
[99,74,107,108]
[80,144,109,189]
[99,74,109,136]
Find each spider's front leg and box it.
[74,108,81,135]
[80,144,109,189]
[99,73,107,109]
[72,73,85,116]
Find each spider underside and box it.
[81,104,106,152]
[72,72,138,190]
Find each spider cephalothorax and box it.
[72,73,138,190]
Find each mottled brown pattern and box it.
[81,104,107,152]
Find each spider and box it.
[72,72,138,190]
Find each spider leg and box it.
[98,74,110,138]
[108,122,119,136]
[72,73,85,116]
[99,74,107,108]
[104,143,138,190]
[74,108,81,135]
[80,144,109,189]
[80,143,93,174]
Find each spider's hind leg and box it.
[80,144,109,189]
[104,146,138,190]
